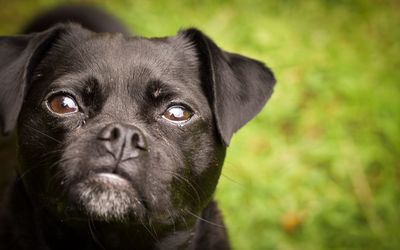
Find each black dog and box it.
[0,5,275,250]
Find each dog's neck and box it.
[1,180,227,250]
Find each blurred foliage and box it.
[0,0,399,249]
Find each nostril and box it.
[130,132,147,150]
[98,124,122,141]
[110,127,120,141]
[131,133,139,146]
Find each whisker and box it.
[221,173,244,187]
[139,218,159,243]
[183,209,225,229]
[181,216,189,231]
[148,219,159,240]
[166,208,176,233]
[88,218,106,250]
[22,123,62,144]
[158,169,202,205]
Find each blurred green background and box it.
[0,0,399,249]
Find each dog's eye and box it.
[162,105,193,123]
[47,95,79,114]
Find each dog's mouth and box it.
[91,172,131,186]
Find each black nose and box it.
[98,123,147,161]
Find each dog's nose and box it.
[98,123,147,161]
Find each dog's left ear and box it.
[0,25,65,135]
[178,28,276,145]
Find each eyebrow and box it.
[49,74,106,105]
[145,79,179,103]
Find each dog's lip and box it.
[97,172,125,181]
[93,172,130,185]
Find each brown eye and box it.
[47,94,79,114]
[162,105,193,123]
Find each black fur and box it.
[0,5,275,250]
[22,5,129,35]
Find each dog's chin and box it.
[70,173,145,222]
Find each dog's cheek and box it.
[142,144,182,219]
[147,119,225,218]
[181,127,226,210]
[16,101,84,208]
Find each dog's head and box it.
[0,24,275,228]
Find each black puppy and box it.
[0,5,275,250]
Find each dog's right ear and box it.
[0,25,65,135]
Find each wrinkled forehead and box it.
[49,32,200,89]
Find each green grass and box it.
[1,0,399,249]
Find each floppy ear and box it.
[180,28,276,145]
[0,25,65,135]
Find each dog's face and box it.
[0,24,275,229]
[17,28,224,225]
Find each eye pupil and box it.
[48,95,78,114]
